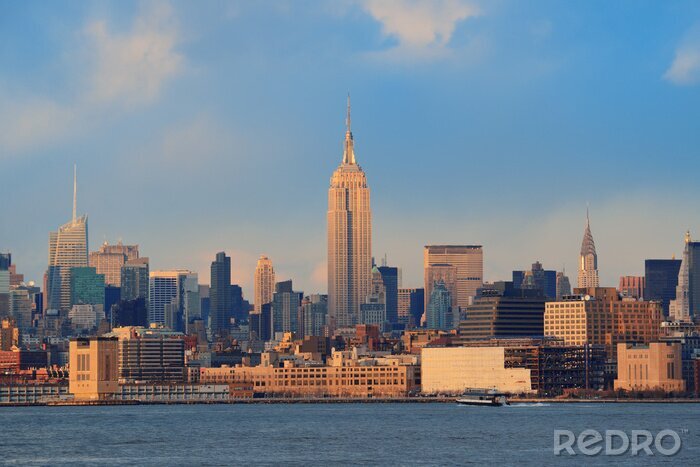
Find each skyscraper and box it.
[426,281,452,331]
[271,280,303,336]
[423,245,483,312]
[89,241,139,286]
[512,261,556,299]
[377,265,398,326]
[254,255,275,313]
[398,287,424,328]
[555,271,572,300]
[645,258,681,316]
[148,270,198,331]
[670,232,691,322]
[210,252,232,336]
[577,210,599,288]
[327,96,372,329]
[47,166,88,311]
[121,258,149,302]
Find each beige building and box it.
[423,245,483,312]
[68,337,119,400]
[254,255,275,313]
[201,350,419,398]
[421,347,534,394]
[89,241,139,286]
[614,342,685,392]
[544,288,663,361]
[327,97,372,329]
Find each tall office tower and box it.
[618,276,645,299]
[686,234,700,319]
[424,264,458,313]
[121,258,149,302]
[254,255,275,313]
[0,257,9,318]
[644,258,681,316]
[512,261,557,299]
[377,266,398,326]
[47,166,88,311]
[89,241,139,286]
[577,211,599,288]
[301,294,328,338]
[555,271,572,300]
[327,96,372,330]
[423,245,483,313]
[670,232,692,322]
[9,289,33,330]
[70,267,105,308]
[271,280,303,336]
[148,270,197,330]
[398,288,424,328]
[0,254,10,271]
[360,266,387,327]
[426,281,452,330]
[210,252,232,336]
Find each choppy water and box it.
[1,403,698,465]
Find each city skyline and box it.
[2,1,700,298]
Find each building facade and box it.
[327,97,372,330]
[210,252,232,336]
[577,211,599,289]
[423,245,483,312]
[645,258,681,316]
[254,255,275,314]
[69,337,119,400]
[614,342,685,392]
[426,281,453,331]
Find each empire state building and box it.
[327,97,372,329]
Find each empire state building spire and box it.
[342,94,356,165]
[328,96,372,329]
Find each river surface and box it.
[1,403,698,465]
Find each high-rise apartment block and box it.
[210,252,232,336]
[423,245,483,312]
[254,255,275,314]
[328,97,372,329]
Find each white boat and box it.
[456,388,509,407]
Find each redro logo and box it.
[554,429,682,456]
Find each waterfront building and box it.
[512,261,556,299]
[254,255,275,314]
[645,258,681,316]
[614,342,685,392]
[327,96,372,330]
[199,350,419,398]
[68,336,119,401]
[398,287,424,328]
[89,241,139,287]
[120,257,149,302]
[70,267,105,307]
[544,288,663,372]
[423,245,483,312]
[577,211,599,288]
[456,284,545,342]
[47,166,88,311]
[426,281,453,331]
[422,338,605,395]
[210,252,232,336]
[107,326,186,383]
[271,280,303,336]
[421,346,534,394]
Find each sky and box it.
[1,0,700,299]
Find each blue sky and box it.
[2,0,700,298]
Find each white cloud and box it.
[86,2,182,106]
[0,1,183,155]
[664,25,700,85]
[361,0,480,59]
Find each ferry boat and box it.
[456,388,509,407]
